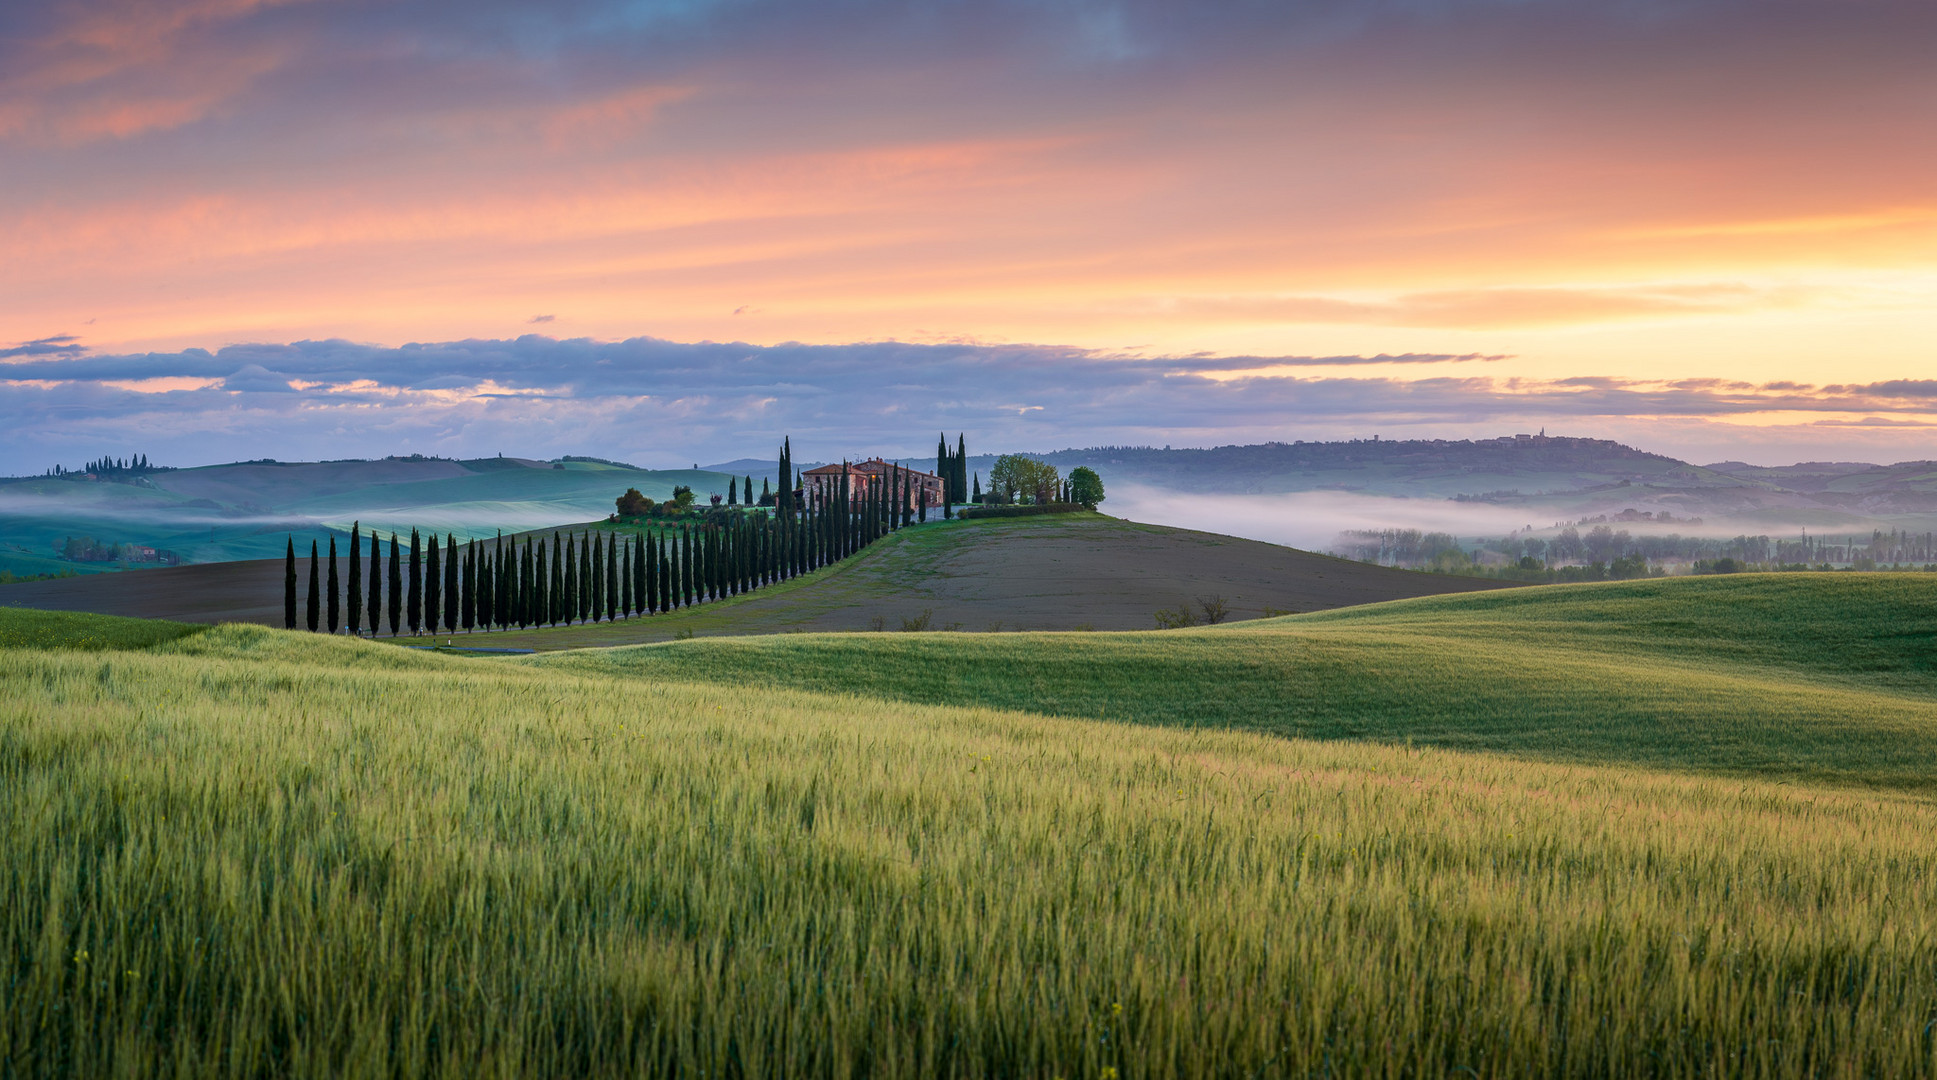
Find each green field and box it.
[5,576,1937,1076]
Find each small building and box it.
[800,459,945,512]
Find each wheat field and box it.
[4,579,1937,1076]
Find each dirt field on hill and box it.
[0,514,1510,645]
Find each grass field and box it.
[5,576,1937,1076]
[545,573,1937,791]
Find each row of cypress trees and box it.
[935,432,969,513]
[281,459,925,635]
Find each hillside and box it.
[0,513,1508,636]
[0,455,739,571]
[544,573,1937,791]
[6,579,1937,1075]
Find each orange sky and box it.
[2,0,1935,463]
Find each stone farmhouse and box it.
[800,459,945,512]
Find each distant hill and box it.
[979,438,1937,526]
[10,436,1937,575]
[0,456,741,570]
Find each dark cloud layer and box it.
[2,335,1932,472]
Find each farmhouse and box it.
[800,459,945,511]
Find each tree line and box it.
[282,441,941,635]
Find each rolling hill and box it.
[0,512,1507,635]
[5,575,1937,1075]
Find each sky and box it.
[2,0,1934,471]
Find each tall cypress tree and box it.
[535,537,550,625]
[589,532,601,619]
[632,533,645,615]
[938,433,949,499]
[600,538,615,623]
[425,533,441,636]
[646,531,660,613]
[955,434,968,504]
[463,540,477,631]
[444,534,458,632]
[493,533,506,630]
[569,534,584,623]
[407,528,423,634]
[368,532,383,636]
[683,525,697,606]
[347,526,362,635]
[515,540,529,628]
[973,471,982,504]
[327,536,340,633]
[779,437,792,515]
[661,530,675,610]
[306,540,320,632]
[284,536,297,630]
[387,535,402,636]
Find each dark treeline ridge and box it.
[280,444,946,636]
[41,453,170,479]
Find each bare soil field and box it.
[0,513,1510,646]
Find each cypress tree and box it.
[348,525,362,636]
[919,484,929,523]
[955,434,968,504]
[387,535,402,636]
[633,533,646,615]
[590,532,603,621]
[666,529,678,609]
[327,537,340,633]
[306,540,320,632]
[444,535,458,632]
[578,532,592,621]
[839,466,850,558]
[647,531,661,613]
[600,534,615,623]
[494,533,507,630]
[425,533,441,635]
[744,476,753,506]
[533,538,548,625]
[560,533,575,623]
[618,534,630,618]
[972,472,982,504]
[463,540,477,631]
[407,528,423,634]
[368,532,383,636]
[937,433,949,498]
[683,525,696,606]
[712,524,724,599]
[507,540,520,628]
[778,437,792,515]
[660,531,674,610]
[478,539,494,629]
[284,537,297,630]
[762,477,771,506]
[543,532,557,624]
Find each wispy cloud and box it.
[3,334,1935,472]
[0,335,87,358]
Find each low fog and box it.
[1102,485,1546,553]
